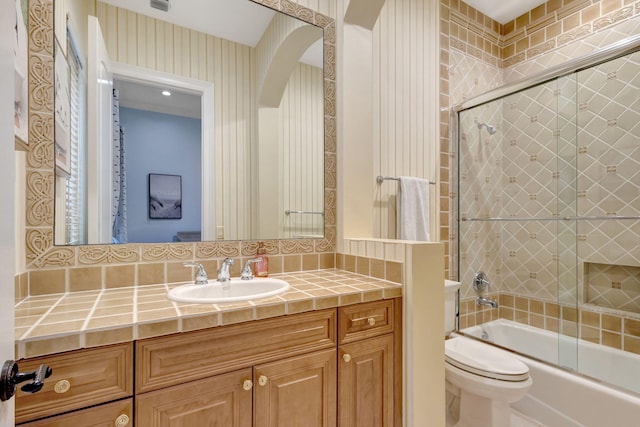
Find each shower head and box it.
[478,122,497,135]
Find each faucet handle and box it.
[183,262,208,285]
[217,258,234,282]
[241,259,258,280]
[473,271,490,293]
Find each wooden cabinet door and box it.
[338,334,394,427]
[18,398,132,427]
[254,349,337,427]
[135,368,253,427]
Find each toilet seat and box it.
[445,336,529,382]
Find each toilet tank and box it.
[444,280,461,335]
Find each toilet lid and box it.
[445,336,530,382]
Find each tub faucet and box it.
[476,296,498,308]
[217,257,234,283]
[183,262,208,285]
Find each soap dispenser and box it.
[254,241,269,277]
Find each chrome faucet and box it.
[473,271,498,308]
[183,262,208,285]
[241,259,258,280]
[476,296,498,308]
[217,257,234,283]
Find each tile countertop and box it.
[15,269,403,360]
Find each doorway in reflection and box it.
[115,78,202,243]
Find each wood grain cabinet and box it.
[135,309,338,427]
[16,298,402,426]
[15,343,133,425]
[338,299,401,427]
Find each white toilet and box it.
[444,280,532,427]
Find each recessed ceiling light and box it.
[162,90,171,96]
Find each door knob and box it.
[1,360,52,401]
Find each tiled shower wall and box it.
[446,0,640,355]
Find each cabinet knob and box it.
[54,379,70,394]
[258,375,268,386]
[242,379,253,391]
[367,317,376,326]
[115,414,130,427]
[343,353,352,363]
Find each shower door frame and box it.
[451,33,640,387]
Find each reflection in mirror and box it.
[53,0,324,246]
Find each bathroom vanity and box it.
[14,272,403,426]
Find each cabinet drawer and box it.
[339,300,395,344]
[15,343,133,424]
[18,398,132,427]
[137,309,336,393]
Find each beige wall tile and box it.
[624,318,640,337]
[29,269,66,295]
[69,267,102,292]
[356,256,370,275]
[268,256,283,274]
[344,255,356,272]
[302,254,319,271]
[283,255,302,273]
[385,261,402,284]
[603,314,622,332]
[580,310,600,327]
[105,265,135,288]
[138,263,165,286]
[319,253,335,269]
[167,262,192,284]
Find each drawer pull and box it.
[115,414,130,427]
[0,360,52,401]
[367,317,376,326]
[343,353,352,363]
[258,375,268,386]
[54,379,71,394]
[242,379,253,391]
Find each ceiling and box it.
[99,0,275,47]
[462,0,548,24]
[105,0,548,118]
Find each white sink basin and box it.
[167,278,290,304]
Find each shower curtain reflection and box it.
[112,88,127,244]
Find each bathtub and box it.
[463,319,640,426]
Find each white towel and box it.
[397,176,431,241]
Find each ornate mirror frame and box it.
[24,0,336,270]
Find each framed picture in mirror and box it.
[149,173,182,219]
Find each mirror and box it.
[53,0,325,245]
